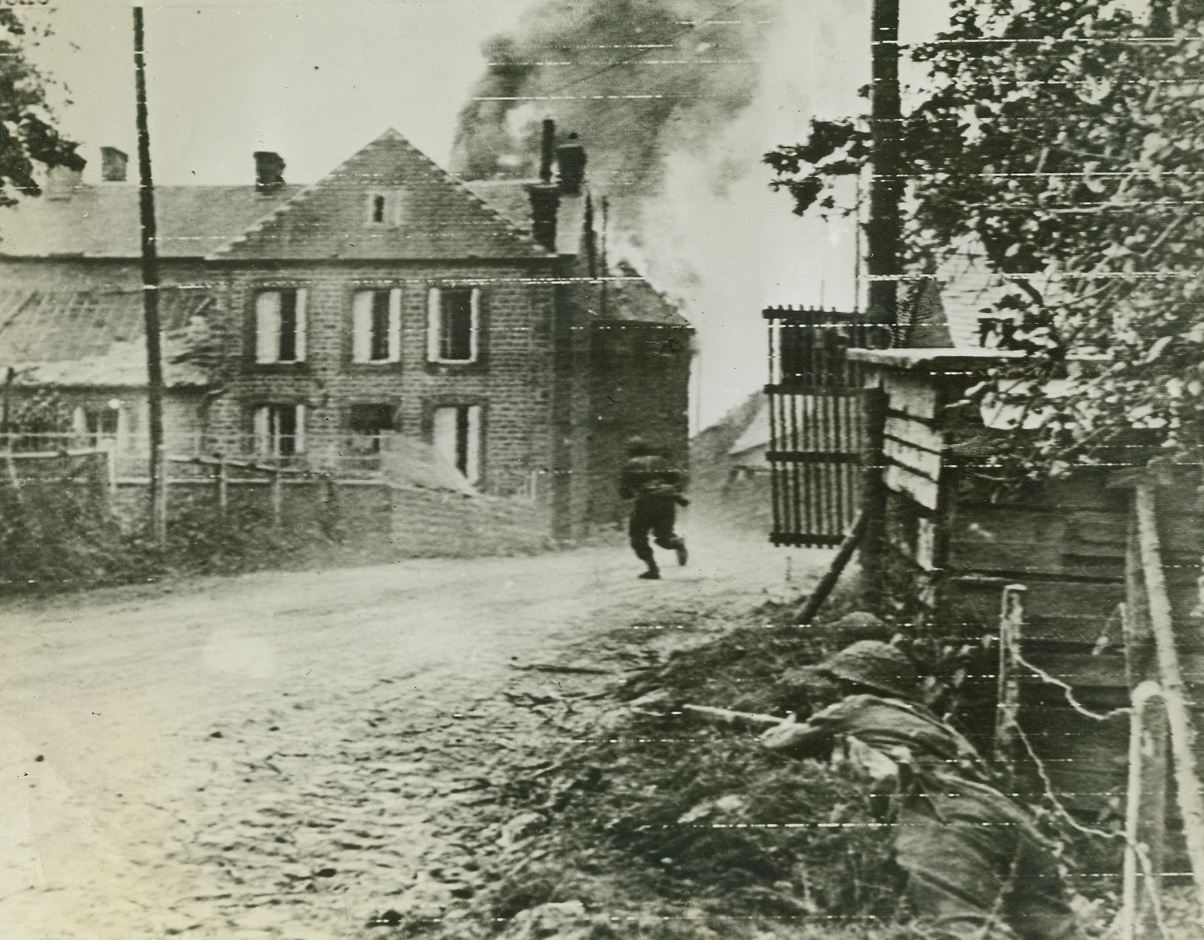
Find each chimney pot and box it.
[254,151,286,194]
[100,146,129,182]
[556,133,586,196]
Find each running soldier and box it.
[618,437,688,580]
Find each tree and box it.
[0,11,83,207]
[765,0,1204,478]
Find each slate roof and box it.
[0,185,300,258]
[0,287,213,387]
[212,130,550,262]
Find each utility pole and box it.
[133,7,166,542]
[866,0,901,325]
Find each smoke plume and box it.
[454,0,869,428]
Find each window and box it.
[72,403,121,448]
[433,404,482,485]
[366,191,403,226]
[352,288,402,363]
[348,403,396,453]
[254,288,307,363]
[252,404,305,457]
[427,287,480,363]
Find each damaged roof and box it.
[0,287,214,387]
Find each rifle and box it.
[677,703,790,729]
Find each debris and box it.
[509,663,611,676]
[499,812,546,846]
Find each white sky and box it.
[26,0,954,429]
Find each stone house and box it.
[0,127,692,537]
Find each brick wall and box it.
[209,259,559,502]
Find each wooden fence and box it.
[763,307,889,547]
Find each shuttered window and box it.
[352,288,402,363]
[433,404,482,484]
[254,288,307,363]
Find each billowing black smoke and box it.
[451,0,775,198]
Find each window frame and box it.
[72,403,123,449]
[346,402,397,454]
[351,287,403,364]
[426,285,481,365]
[252,287,308,365]
[250,402,306,457]
[428,400,485,487]
[365,191,403,227]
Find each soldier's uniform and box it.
[762,640,1084,940]
[619,445,687,580]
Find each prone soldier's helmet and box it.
[829,611,893,644]
[815,640,917,699]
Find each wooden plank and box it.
[884,462,939,511]
[945,577,1124,644]
[884,413,943,453]
[883,370,939,422]
[884,434,942,479]
[948,509,1127,577]
[1018,649,1129,689]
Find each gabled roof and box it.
[0,185,301,258]
[211,130,551,262]
[0,287,213,387]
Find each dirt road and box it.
[0,529,823,939]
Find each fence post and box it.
[859,384,888,610]
[1135,483,1204,924]
[216,454,228,516]
[270,466,282,526]
[1121,681,1169,940]
[995,583,1025,772]
[4,452,22,507]
[154,443,167,543]
[104,447,116,512]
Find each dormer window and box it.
[366,191,402,226]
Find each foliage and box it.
[765,0,1204,477]
[0,11,83,207]
[3,387,70,437]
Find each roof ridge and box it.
[208,128,550,260]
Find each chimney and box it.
[527,117,560,252]
[538,118,555,183]
[100,146,129,182]
[556,133,586,196]
[254,151,286,194]
[44,164,84,201]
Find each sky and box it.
[23,0,954,430]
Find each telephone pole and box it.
[134,7,166,541]
[866,0,901,325]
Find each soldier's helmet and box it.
[815,640,917,699]
[626,436,654,456]
[829,611,893,644]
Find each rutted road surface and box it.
[0,531,823,939]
